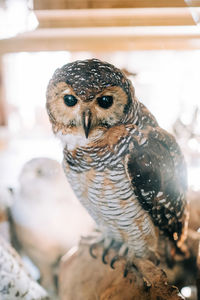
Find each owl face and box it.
[46,59,135,143]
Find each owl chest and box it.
[64,153,158,255]
[65,162,144,233]
[69,166,128,212]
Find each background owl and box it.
[10,157,94,296]
[46,59,188,273]
[0,188,48,300]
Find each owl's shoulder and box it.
[136,102,159,129]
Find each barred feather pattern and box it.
[63,125,159,257]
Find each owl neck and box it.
[56,131,95,151]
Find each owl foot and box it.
[111,257,136,278]
[111,255,152,288]
[89,236,114,263]
[110,246,160,289]
[125,259,152,289]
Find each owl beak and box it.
[82,109,92,138]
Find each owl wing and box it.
[126,126,188,244]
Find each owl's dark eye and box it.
[97,96,113,109]
[63,94,78,107]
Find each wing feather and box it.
[126,126,188,244]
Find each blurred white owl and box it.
[10,157,94,294]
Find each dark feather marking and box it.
[127,127,187,242]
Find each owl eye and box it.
[63,94,78,107]
[97,96,113,109]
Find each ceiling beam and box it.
[35,8,196,28]
[0,56,7,126]
[33,0,200,9]
[1,27,200,53]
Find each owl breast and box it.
[63,133,158,257]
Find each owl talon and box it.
[123,264,129,277]
[102,239,114,264]
[89,243,98,259]
[102,249,109,264]
[110,243,129,269]
[123,261,135,277]
[110,255,120,269]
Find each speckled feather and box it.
[50,59,130,101]
[46,58,188,258]
[126,126,187,242]
[0,237,48,300]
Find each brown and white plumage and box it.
[46,58,188,261]
[0,188,48,299]
[0,236,48,300]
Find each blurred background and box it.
[1,0,200,189]
[1,1,200,299]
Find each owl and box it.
[46,59,188,276]
[10,157,94,295]
[0,236,48,300]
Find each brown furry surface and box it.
[59,242,182,300]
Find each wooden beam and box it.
[0,56,7,126]
[35,8,196,28]
[1,27,200,53]
[33,0,200,10]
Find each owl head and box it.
[46,59,137,146]
[19,157,70,199]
